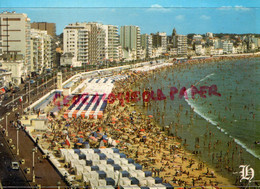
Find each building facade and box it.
[0,11,31,75]
[102,25,119,62]
[63,23,89,65]
[171,28,188,55]
[151,32,167,55]
[141,34,152,58]
[64,22,118,65]
[30,29,53,74]
[120,26,141,60]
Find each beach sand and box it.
[31,55,260,188]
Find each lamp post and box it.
[12,94,14,111]
[57,181,61,189]
[36,81,39,95]
[45,76,47,89]
[5,112,10,137]
[28,81,31,105]
[16,127,19,155]
[32,148,36,182]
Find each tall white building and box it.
[120,26,141,59]
[0,11,31,75]
[64,22,118,65]
[63,23,89,65]
[141,34,152,58]
[102,25,119,62]
[171,28,188,55]
[223,41,233,54]
[30,29,53,74]
[157,32,167,54]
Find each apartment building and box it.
[30,29,53,74]
[64,22,115,65]
[223,41,233,54]
[141,34,152,58]
[0,11,31,75]
[102,25,119,62]
[151,32,167,55]
[120,26,141,60]
[63,23,89,64]
[171,28,187,55]
[85,23,106,64]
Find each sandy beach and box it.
[28,54,260,188]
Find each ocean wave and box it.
[195,72,215,85]
[234,138,260,160]
[185,85,218,126]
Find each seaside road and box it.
[0,131,29,187]
[4,112,67,187]
[1,96,67,187]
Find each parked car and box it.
[11,162,19,170]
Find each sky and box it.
[0,0,259,35]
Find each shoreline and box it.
[27,54,260,188]
[108,64,233,187]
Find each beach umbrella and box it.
[78,131,83,134]
[148,115,153,118]
[100,146,106,149]
[80,135,84,138]
[112,118,117,121]
[62,130,68,135]
[140,129,145,132]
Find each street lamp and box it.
[5,112,10,137]
[16,127,19,155]
[12,94,14,111]
[32,148,36,182]
[36,81,39,95]
[57,181,61,189]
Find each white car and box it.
[11,162,19,170]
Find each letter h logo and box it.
[239,165,254,183]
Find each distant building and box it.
[120,26,141,60]
[0,11,31,75]
[31,22,56,37]
[193,35,203,41]
[223,41,233,54]
[195,44,205,55]
[30,29,53,74]
[0,58,25,85]
[63,23,89,65]
[0,69,12,89]
[60,52,82,67]
[141,34,152,58]
[206,32,213,38]
[151,32,167,55]
[171,28,187,55]
[102,25,119,62]
[63,22,118,65]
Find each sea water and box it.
[137,57,260,185]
